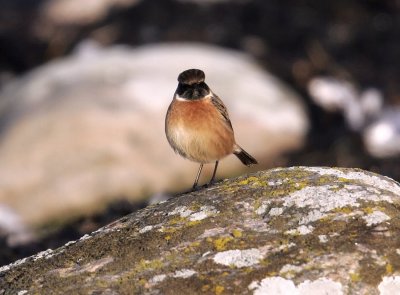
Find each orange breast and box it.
[166,98,235,163]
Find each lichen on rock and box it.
[1,167,400,294]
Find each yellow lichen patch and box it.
[333,207,353,214]
[222,271,229,276]
[165,235,171,241]
[253,198,262,211]
[259,259,269,267]
[242,267,253,274]
[232,229,243,238]
[189,204,202,212]
[136,259,164,272]
[186,220,202,227]
[350,272,361,282]
[337,177,352,183]
[214,237,234,251]
[364,207,374,214]
[269,188,295,197]
[220,184,238,193]
[191,241,201,247]
[167,216,203,230]
[238,179,251,185]
[317,175,336,185]
[215,285,225,295]
[168,216,186,225]
[207,236,234,251]
[184,241,201,253]
[161,226,179,234]
[237,176,261,186]
[386,263,393,274]
[284,179,308,191]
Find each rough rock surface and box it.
[1,167,400,294]
[0,42,308,236]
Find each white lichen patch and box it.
[362,210,390,226]
[255,201,271,215]
[17,291,28,295]
[236,201,253,211]
[189,206,219,221]
[202,251,212,257]
[298,209,325,225]
[282,182,394,225]
[65,240,77,247]
[51,257,114,278]
[0,247,60,273]
[285,225,314,235]
[280,264,304,278]
[331,210,364,222]
[298,278,343,294]
[213,248,263,268]
[149,274,167,284]
[318,235,328,243]
[277,242,296,252]
[249,276,343,295]
[268,180,283,186]
[149,269,196,285]
[0,257,28,273]
[80,257,114,273]
[378,276,400,295]
[301,167,400,197]
[33,249,55,261]
[79,234,91,241]
[269,207,284,216]
[139,225,154,234]
[242,218,271,233]
[168,205,219,221]
[173,269,197,278]
[199,227,226,239]
[168,206,193,218]
[249,277,297,295]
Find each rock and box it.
[41,0,141,26]
[0,42,308,239]
[307,76,383,131]
[1,167,400,294]
[363,108,400,158]
[307,76,400,159]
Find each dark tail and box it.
[234,146,258,166]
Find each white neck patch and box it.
[174,93,213,101]
[175,94,190,101]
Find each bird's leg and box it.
[208,161,219,186]
[192,164,204,190]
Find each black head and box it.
[176,69,210,100]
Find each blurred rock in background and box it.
[363,108,400,158]
[41,0,141,26]
[0,0,399,265]
[0,42,308,245]
[308,76,400,158]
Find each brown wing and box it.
[210,93,233,130]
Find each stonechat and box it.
[165,69,258,189]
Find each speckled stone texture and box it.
[1,167,400,294]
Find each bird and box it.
[165,68,258,190]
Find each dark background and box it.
[0,0,399,265]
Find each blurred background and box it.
[0,0,399,266]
